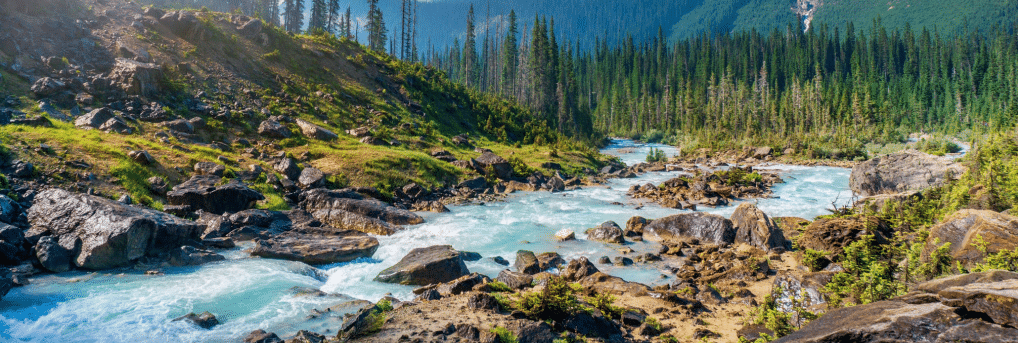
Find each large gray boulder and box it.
[110,58,162,97]
[258,119,291,139]
[474,152,512,179]
[374,245,469,285]
[250,231,379,264]
[27,189,204,270]
[731,203,789,250]
[75,108,115,129]
[166,175,265,215]
[301,189,423,225]
[295,119,338,141]
[849,150,966,197]
[925,209,1018,266]
[585,221,625,244]
[642,212,735,245]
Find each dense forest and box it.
[427,16,1018,157]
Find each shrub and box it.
[490,327,518,343]
[801,249,829,272]
[514,276,585,321]
[585,292,626,320]
[488,281,512,293]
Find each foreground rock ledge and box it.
[849,149,966,197]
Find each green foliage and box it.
[645,147,666,163]
[509,156,537,177]
[802,249,829,272]
[262,49,281,62]
[971,235,1018,272]
[585,292,626,320]
[823,235,905,307]
[644,316,662,331]
[488,281,512,293]
[108,159,155,207]
[513,276,585,322]
[748,294,793,339]
[364,299,393,335]
[916,138,963,156]
[490,327,518,343]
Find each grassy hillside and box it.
[0,1,609,210]
[814,0,1018,35]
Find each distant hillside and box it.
[812,0,1018,34]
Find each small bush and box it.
[514,276,585,321]
[801,249,829,272]
[491,327,518,343]
[585,292,626,320]
[488,281,512,293]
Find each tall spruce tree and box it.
[463,4,477,87]
[501,10,518,98]
[308,0,327,32]
[366,0,387,52]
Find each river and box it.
[0,139,853,342]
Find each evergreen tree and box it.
[308,0,327,33]
[366,0,387,52]
[501,10,519,98]
[463,4,477,87]
[326,0,340,34]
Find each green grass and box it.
[490,327,518,343]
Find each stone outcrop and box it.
[250,230,379,264]
[629,167,781,208]
[514,250,541,274]
[374,245,469,285]
[110,58,162,97]
[474,152,512,180]
[300,189,423,236]
[731,203,789,251]
[775,271,1018,343]
[295,119,338,141]
[643,212,735,245]
[166,175,264,215]
[925,209,1018,265]
[27,188,203,270]
[796,215,890,258]
[849,150,967,197]
[258,119,291,139]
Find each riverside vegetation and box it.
[1,0,1018,343]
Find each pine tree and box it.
[344,7,353,39]
[366,0,387,53]
[309,0,327,33]
[284,0,305,33]
[501,10,518,98]
[463,4,477,87]
[326,0,340,35]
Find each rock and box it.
[913,270,1018,294]
[537,252,565,271]
[560,257,599,282]
[849,150,967,197]
[117,194,133,204]
[31,77,67,97]
[250,232,379,264]
[796,216,890,258]
[110,58,162,97]
[34,236,74,272]
[161,118,194,134]
[287,330,325,343]
[237,18,264,38]
[772,271,833,316]
[202,237,235,249]
[643,212,736,245]
[731,203,789,251]
[457,176,487,190]
[563,310,624,340]
[937,278,1018,327]
[514,250,541,274]
[346,127,370,138]
[307,209,403,236]
[554,229,575,241]
[585,221,625,243]
[128,150,156,165]
[294,119,337,141]
[853,192,923,213]
[193,162,225,177]
[148,176,168,195]
[490,256,510,266]
[173,311,219,329]
[75,108,115,129]
[475,152,512,179]
[166,175,265,215]
[0,270,13,301]
[10,161,34,178]
[625,216,649,237]
[301,189,423,225]
[0,195,20,224]
[496,269,534,290]
[169,245,226,266]
[27,189,204,270]
[460,251,482,261]
[411,201,449,213]
[773,299,1018,343]
[374,245,469,285]
[753,146,773,159]
[98,117,132,134]
[925,209,1018,265]
[466,293,499,310]
[297,167,325,189]
[274,158,302,181]
[258,120,291,139]
[359,136,386,145]
[437,273,490,295]
[244,330,283,343]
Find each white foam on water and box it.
[0,140,852,342]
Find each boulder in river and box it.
[173,311,220,329]
[169,245,225,266]
[849,149,966,197]
[585,221,625,244]
[642,212,735,245]
[925,209,1018,266]
[731,203,789,251]
[301,189,423,225]
[375,245,469,285]
[514,250,541,274]
[166,175,265,215]
[250,231,379,264]
[27,188,204,270]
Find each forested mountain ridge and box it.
[139,0,1018,53]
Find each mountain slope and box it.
[0,0,606,210]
